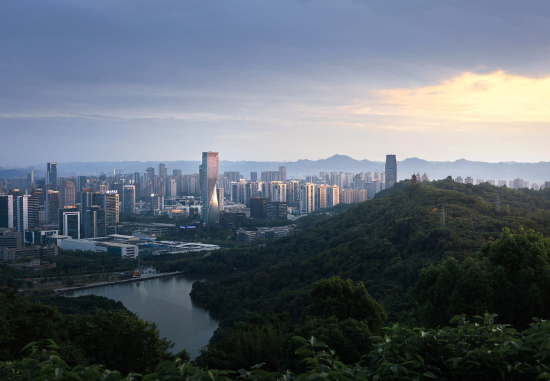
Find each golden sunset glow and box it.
[357,71,550,123]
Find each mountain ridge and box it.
[2,155,550,182]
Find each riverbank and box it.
[54,271,184,294]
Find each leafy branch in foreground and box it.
[3,313,550,380]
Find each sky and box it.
[2,0,550,167]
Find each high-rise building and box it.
[93,192,119,226]
[146,167,155,185]
[250,197,268,219]
[123,185,136,214]
[27,196,39,229]
[80,191,94,235]
[279,166,287,182]
[200,152,219,224]
[513,178,524,189]
[269,181,287,202]
[300,183,315,214]
[0,195,14,228]
[385,155,397,189]
[326,185,340,208]
[224,172,240,182]
[134,172,141,184]
[150,194,164,213]
[316,185,327,210]
[261,171,284,182]
[59,181,76,208]
[83,205,106,238]
[250,172,258,182]
[231,182,245,204]
[14,195,28,232]
[159,163,167,178]
[287,180,301,205]
[173,169,182,177]
[45,190,60,224]
[370,180,381,198]
[165,179,177,198]
[46,163,58,191]
[77,176,88,191]
[59,207,80,239]
[27,170,34,186]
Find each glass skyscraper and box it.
[200,152,219,223]
[46,162,58,191]
[385,154,397,188]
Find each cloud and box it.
[355,71,550,123]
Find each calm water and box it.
[65,274,219,359]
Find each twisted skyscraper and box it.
[200,152,219,223]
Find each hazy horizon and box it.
[4,155,550,171]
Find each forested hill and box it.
[189,178,550,326]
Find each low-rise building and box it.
[0,229,23,248]
[54,237,139,259]
[1,245,58,261]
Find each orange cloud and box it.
[356,71,550,123]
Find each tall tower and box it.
[59,181,76,208]
[158,163,167,178]
[46,162,58,191]
[200,152,219,223]
[123,185,136,214]
[146,167,155,184]
[385,155,397,189]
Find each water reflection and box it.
[66,274,218,359]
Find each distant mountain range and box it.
[2,155,550,183]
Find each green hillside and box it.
[185,179,550,369]
[190,178,550,323]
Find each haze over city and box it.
[2,0,550,165]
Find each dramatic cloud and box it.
[358,71,550,124]
[2,0,550,166]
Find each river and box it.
[65,274,219,359]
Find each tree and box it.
[413,228,550,328]
[61,309,173,374]
[302,276,386,335]
[0,289,63,361]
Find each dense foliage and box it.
[184,179,550,369]
[26,295,134,316]
[197,277,386,371]
[413,227,550,329]
[4,313,550,380]
[188,179,550,327]
[0,290,175,374]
